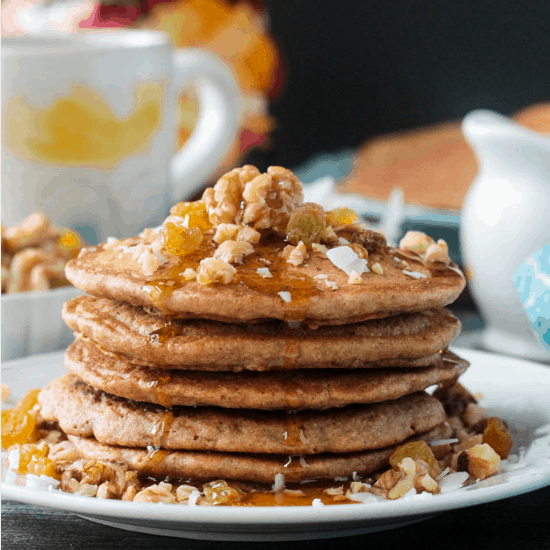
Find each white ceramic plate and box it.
[2,348,550,541]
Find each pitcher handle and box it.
[169,48,241,200]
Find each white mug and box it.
[1,30,241,243]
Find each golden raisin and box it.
[170,201,212,231]
[482,417,514,459]
[161,222,203,256]
[9,443,61,480]
[17,388,41,413]
[389,441,441,479]
[326,207,358,226]
[58,229,82,256]
[202,480,243,505]
[286,203,326,247]
[1,409,36,448]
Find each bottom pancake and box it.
[39,375,446,454]
[68,422,452,484]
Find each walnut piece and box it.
[282,242,309,266]
[197,258,237,284]
[457,443,501,480]
[372,457,440,500]
[214,240,255,265]
[133,482,176,503]
[203,166,303,233]
[399,231,451,267]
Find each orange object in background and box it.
[138,0,282,170]
[340,103,550,211]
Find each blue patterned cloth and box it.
[514,245,550,352]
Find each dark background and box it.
[247,0,550,170]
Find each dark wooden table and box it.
[3,307,549,549]
[3,486,550,550]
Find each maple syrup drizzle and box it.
[283,414,304,450]
[151,410,175,448]
[233,487,354,507]
[152,374,173,408]
[143,235,322,318]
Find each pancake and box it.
[65,237,465,325]
[39,376,446,454]
[63,296,461,369]
[67,422,453,484]
[65,338,468,410]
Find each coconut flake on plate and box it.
[438,471,469,493]
[272,473,285,491]
[326,246,368,277]
[311,498,324,507]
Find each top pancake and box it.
[65,165,465,324]
[66,235,464,325]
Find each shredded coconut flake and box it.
[439,471,469,493]
[430,438,459,446]
[278,291,292,303]
[188,490,201,506]
[257,267,273,278]
[403,270,427,279]
[311,498,324,507]
[326,246,368,276]
[272,473,285,491]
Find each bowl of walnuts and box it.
[1,213,84,361]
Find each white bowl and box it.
[1,286,81,362]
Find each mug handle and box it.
[169,48,241,200]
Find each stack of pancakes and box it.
[39,168,468,488]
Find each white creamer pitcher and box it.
[461,109,550,361]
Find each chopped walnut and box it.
[425,240,450,265]
[48,441,78,463]
[133,482,176,503]
[197,258,237,285]
[60,459,128,495]
[203,165,261,226]
[181,268,197,281]
[463,403,488,429]
[237,226,261,243]
[372,457,440,500]
[176,485,199,502]
[203,166,303,233]
[97,481,121,499]
[457,443,501,480]
[312,243,328,255]
[213,224,240,244]
[282,242,309,266]
[64,479,98,497]
[347,482,371,496]
[334,224,387,254]
[399,231,434,255]
[122,485,139,501]
[399,232,451,267]
[214,240,254,265]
